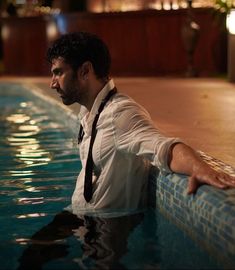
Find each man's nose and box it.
[50,77,59,89]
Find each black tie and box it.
[79,88,117,202]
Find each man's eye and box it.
[52,69,62,76]
[56,71,62,76]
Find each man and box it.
[47,32,235,214]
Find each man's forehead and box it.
[51,56,66,67]
[50,57,72,73]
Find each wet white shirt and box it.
[71,79,181,215]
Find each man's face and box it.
[50,57,84,106]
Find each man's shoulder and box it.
[107,92,153,133]
[112,92,139,108]
[113,92,149,113]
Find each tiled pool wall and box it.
[149,165,235,268]
[8,83,235,268]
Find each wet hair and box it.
[47,32,111,79]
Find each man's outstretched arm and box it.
[169,143,235,194]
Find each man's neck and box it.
[85,78,109,111]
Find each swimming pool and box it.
[0,82,233,269]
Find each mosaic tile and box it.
[154,153,235,267]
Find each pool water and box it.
[0,84,224,269]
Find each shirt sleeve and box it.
[112,100,182,174]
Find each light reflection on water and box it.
[17,213,47,219]
[0,93,80,223]
[8,170,35,176]
[6,113,31,124]
[0,90,83,269]
[6,108,52,170]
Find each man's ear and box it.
[78,61,92,79]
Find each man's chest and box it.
[79,120,116,170]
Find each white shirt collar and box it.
[90,79,115,117]
[78,79,115,122]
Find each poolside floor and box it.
[1,76,235,168]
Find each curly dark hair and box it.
[47,32,111,79]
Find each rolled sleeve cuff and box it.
[154,137,183,175]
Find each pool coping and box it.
[6,82,235,268]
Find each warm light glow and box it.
[11,132,37,137]
[25,187,41,192]
[23,178,33,183]
[172,0,179,10]
[120,0,142,12]
[7,137,37,144]
[15,238,30,245]
[6,111,51,165]
[227,9,235,35]
[190,21,200,30]
[17,151,49,157]
[9,170,35,176]
[7,120,51,169]
[6,113,30,124]
[86,0,217,12]
[179,1,188,8]
[17,197,44,205]
[18,157,51,163]
[19,125,40,132]
[149,0,162,10]
[2,25,10,40]
[163,0,171,10]
[20,102,27,107]
[17,213,46,219]
[46,21,58,40]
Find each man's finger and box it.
[216,174,235,187]
[187,175,229,195]
[187,176,200,195]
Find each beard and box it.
[61,73,83,106]
[61,92,77,105]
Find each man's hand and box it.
[187,165,235,194]
[169,142,235,194]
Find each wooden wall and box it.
[0,8,227,76]
[0,16,49,75]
